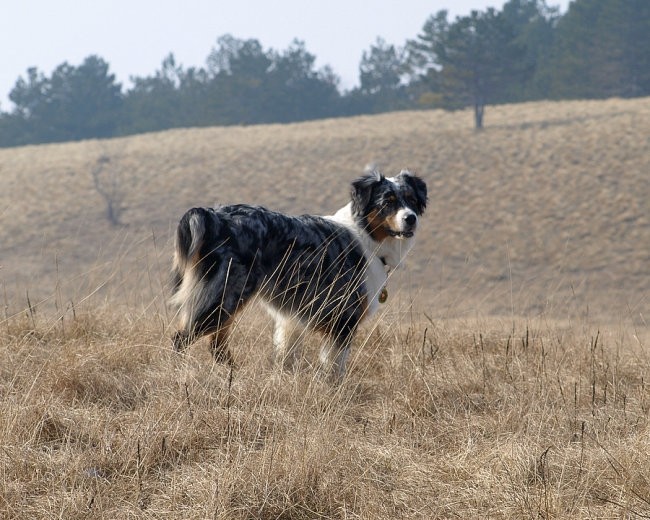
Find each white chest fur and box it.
[326,203,414,320]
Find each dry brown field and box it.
[0,98,649,518]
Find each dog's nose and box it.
[404,213,417,227]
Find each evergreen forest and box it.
[1,0,648,146]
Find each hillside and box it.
[1,98,650,518]
[0,97,648,322]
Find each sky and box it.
[0,0,570,110]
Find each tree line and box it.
[1,0,648,147]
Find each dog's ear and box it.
[351,170,383,216]
[399,170,427,215]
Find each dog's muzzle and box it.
[388,211,417,238]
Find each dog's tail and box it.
[175,208,207,270]
[171,208,209,302]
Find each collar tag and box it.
[378,287,388,304]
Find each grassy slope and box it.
[0,98,649,517]
[0,97,648,320]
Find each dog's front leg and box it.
[319,336,352,381]
[272,316,304,370]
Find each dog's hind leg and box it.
[172,330,192,353]
[178,258,249,361]
[207,319,235,365]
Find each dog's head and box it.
[351,169,427,242]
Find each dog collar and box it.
[378,257,390,303]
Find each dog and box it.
[170,169,427,378]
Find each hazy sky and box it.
[0,0,570,109]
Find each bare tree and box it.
[91,154,125,226]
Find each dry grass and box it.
[1,303,650,518]
[0,97,648,321]
[1,98,649,517]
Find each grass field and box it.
[2,305,649,517]
[0,97,649,517]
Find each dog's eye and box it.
[385,194,397,205]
